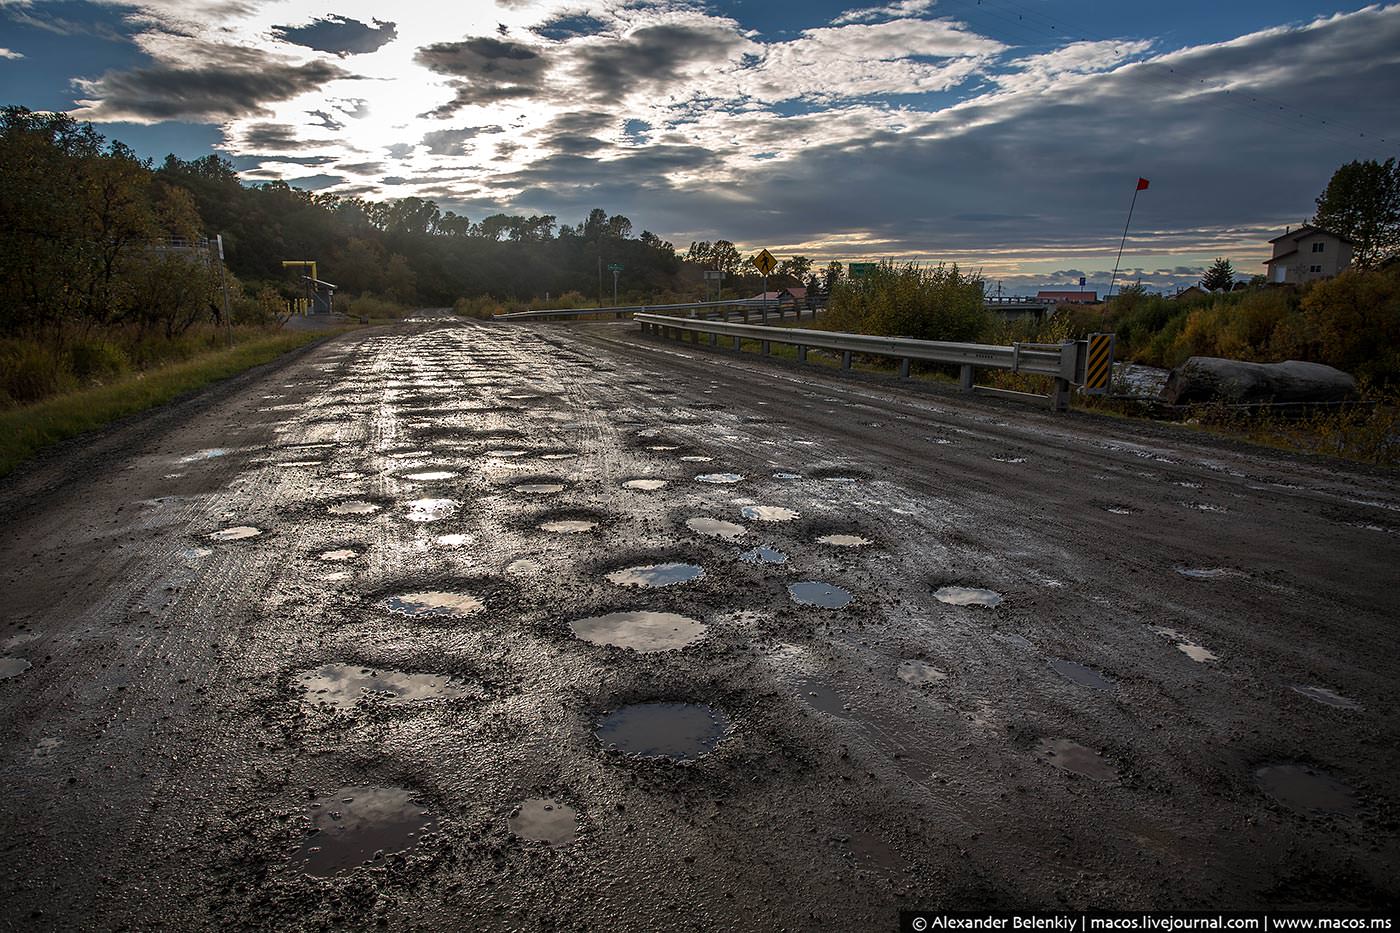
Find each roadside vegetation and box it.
[0,331,325,477]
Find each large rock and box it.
[1161,357,1356,406]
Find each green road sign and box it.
[608,263,624,272]
[848,262,877,278]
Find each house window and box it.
[1312,242,1325,253]
[1310,265,1322,273]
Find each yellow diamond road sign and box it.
[753,249,778,276]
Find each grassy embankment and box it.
[0,329,329,477]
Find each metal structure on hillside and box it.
[280,260,337,315]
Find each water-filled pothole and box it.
[1290,685,1361,709]
[740,505,799,522]
[208,526,261,541]
[401,470,458,481]
[897,660,946,685]
[933,586,1002,607]
[788,582,853,608]
[1254,764,1358,814]
[403,499,458,523]
[329,500,381,516]
[605,563,705,588]
[740,546,788,564]
[0,657,32,679]
[686,517,746,540]
[291,786,437,877]
[595,702,729,760]
[509,798,578,846]
[1150,626,1219,663]
[383,591,484,617]
[817,534,871,548]
[514,482,565,495]
[1034,738,1118,782]
[623,478,668,491]
[569,611,707,652]
[318,548,358,562]
[680,455,713,462]
[696,473,743,484]
[1048,659,1114,690]
[540,519,597,533]
[1175,567,1243,580]
[294,664,476,710]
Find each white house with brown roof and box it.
[1264,226,1354,284]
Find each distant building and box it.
[1035,289,1098,304]
[1172,285,1209,301]
[1264,226,1354,284]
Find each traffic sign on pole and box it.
[753,249,778,276]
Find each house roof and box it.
[1268,225,1356,246]
[1265,248,1299,264]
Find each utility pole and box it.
[612,267,619,306]
[215,234,232,346]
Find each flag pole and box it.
[1107,179,1147,301]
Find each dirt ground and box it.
[1,318,1396,931]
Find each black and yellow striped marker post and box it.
[1082,332,1115,395]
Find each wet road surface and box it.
[2,319,1398,929]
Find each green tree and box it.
[1201,257,1235,292]
[1312,158,1400,268]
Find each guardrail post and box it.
[708,332,718,347]
[841,350,852,370]
[899,358,910,379]
[1051,377,1070,412]
[960,364,974,392]
[732,335,742,352]
[761,340,771,356]
[797,345,808,364]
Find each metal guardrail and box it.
[634,313,1092,411]
[496,298,773,322]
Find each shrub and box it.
[67,337,129,383]
[0,340,75,406]
[822,261,991,342]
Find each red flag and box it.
[1136,177,1150,190]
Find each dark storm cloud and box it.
[72,43,352,121]
[414,36,549,115]
[572,22,745,98]
[307,109,344,130]
[240,122,300,151]
[420,125,503,156]
[334,161,385,174]
[270,15,397,56]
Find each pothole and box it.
[328,500,381,516]
[509,798,578,847]
[696,473,743,484]
[487,449,531,459]
[569,611,708,652]
[772,472,801,480]
[514,482,566,495]
[1290,685,1361,709]
[595,702,729,760]
[435,533,472,547]
[623,478,668,491]
[0,657,32,679]
[686,517,746,541]
[403,499,458,523]
[817,534,871,548]
[1175,567,1244,580]
[933,586,1002,607]
[1150,626,1219,663]
[740,546,787,564]
[317,549,358,562]
[740,505,799,522]
[294,664,476,710]
[788,582,853,609]
[540,519,597,533]
[539,452,578,461]
[208,526,261,541]
[1048,659,1114,690]
[897,660,946,686]
[291,786,437,877]
[383,591,484,617]
[605,563,705,588]
[1254,764,1358,815]
[401,470,459,481]
[1034,738,1118,782]
[680,455,712,462]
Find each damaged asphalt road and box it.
[1,318,1397,930]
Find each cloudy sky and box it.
[3,0,1398,293]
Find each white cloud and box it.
[0,47,23,59]
[831,0,936,26]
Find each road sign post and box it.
[753,250,778,322]
[608,263,623,311]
